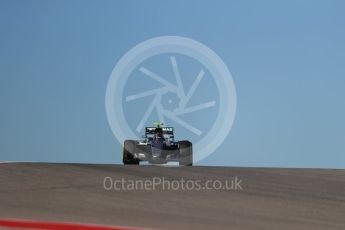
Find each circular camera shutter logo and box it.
[105,36,236,163]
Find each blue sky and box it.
[0,0,344,168]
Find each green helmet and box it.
[153,122,164,128]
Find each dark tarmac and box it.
[0,163,344,229]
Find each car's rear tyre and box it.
[123,140,139,165]
[179,141,193,166]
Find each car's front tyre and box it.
[178,141,193,166]
[123,140,140,165]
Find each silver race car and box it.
[123,122,192,166]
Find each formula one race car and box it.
[123,122,193,166]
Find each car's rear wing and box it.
[146,127,174,135]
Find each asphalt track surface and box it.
[0,163,345,230]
